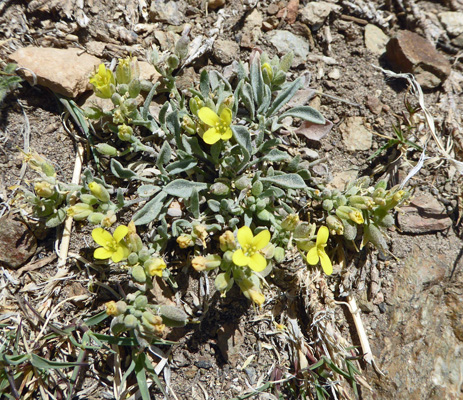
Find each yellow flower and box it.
[177,235,193,249]
[191,256,207,272]
[92,225,130,263]
[232,226,271,272]
[197,107,233,145]
[89,63,115,99]
[88,181,110,203]
[145,257,166,277]
[306,226,332,275]
[34,181,55,198]
[105,301,118,316]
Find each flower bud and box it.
[261,244,275,259]
[191,256,207,272]
[349,195,374,210]
[167,55,179,70]
[235,176,251,190]
[326,215,344,235]
[342,219,357,241]
[377,214,394,228]
[101,210,117,228]
[189,96,204,115]
[124,314,138,329]
[128,252,139,265]
[322,199,334,211]
[182,115,197,135]
[88,182,110,203]
[238,278,265,306]
[90,64,115,99]
[34,181,54,198]
[177,235,194,249]
[105,301,118,316]
[128,79,141,98]
[210,182,230,196]
[335,206,353,221]
[111,93,123,106]
[134,295,148,309]
[67,203,94,220]
[131,264,147,283]
[118,124,134,141]
[142,311,165,334]
[222,250,233,263]
[83,107,103,119]
[144,257,166,277]
[219,231,236,252]
[126,221,143,252]
[138,248,151,263]
[193,225,208,246]
[334,195,347,207]
[251,181,263,196]
[95,143,118,156]
[281,214,300,232]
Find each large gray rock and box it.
[149,0,183,25]
[299,1,341,30]
[9,46,101,97]
[0,215,37,269]
[213,40,240,65]
[266,30,310,66]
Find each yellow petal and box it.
[316,226,329,246]
[98,63,106,76]
[252,229,271,250]
[221,127,233,141]
[232,249,249,266]
[249,253,267,272]
[92,228,113,247]
[306,246,319,265]
[203,127,221,144]
[219,107,232,125]
[319,250,333,275]
[237,226,253,247]
[111,245,127,263]
[113,225,129,243]
[249,289,265,306]
[94,247,113,260]
[198,107,220,127]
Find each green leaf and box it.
[110,159,137,180]
[84,311,109,327]
[279,52,293,72]
[30,354,86,370]
[91,333,137,346]
[250,55,264,105]
[45,208,67,228]
[163,179,208,198]
[232,125,252,158]
[279,106,325,124]
[135,353,151,400]
[156,141,171,173]
[166,158,197,175]
[200,69,210,99]
[256,85,271,114]
[207,199,221,212]
[261,173,307,189]
[2,354,30,365]
[166,110,182,149]
[137,185,161,197]
[263,148,291,162]
[189,188,200,218]
[266,77,302,117]
[133,191,168,225]
[142,82,160,120]
[240,82,255,119]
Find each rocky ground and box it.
[1,0,463,399]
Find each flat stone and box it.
[438,11,463,37]
[327,169,358,190]
[385,31,451,89]
[154,30,180,52]
[240,9,263,49]
[339,116,372,151]
[366,95,383,115]
[212,39,240,65]
[266,30,310,66]
[398,194,453,233]
[149,0,183,25]
[299,1,341,30]
[138,61,162,83]
[452,33,463,48]
[0,215,37,269]
[364,24,389,55]
[8,46,101,97]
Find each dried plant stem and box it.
[57,143,84,267]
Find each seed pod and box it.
[342,219,357,241]
[87,212,105,224]
[215,272,233,292]
[138,248,151,263]
[158,305,187,327]
[273,246,285,263]
[377,213,394,228]
[326,215,344,235]
[83,107,103,119]
[334,195,347,207]
[111,93,122,106]
[167,55,179,70]
[128,252,139,265]
[363,223,387,252]
[349,195,374,210]
[67,203,94,220]
[95,143,118,156]
[128,78,141,98]
[131,264,146,283]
